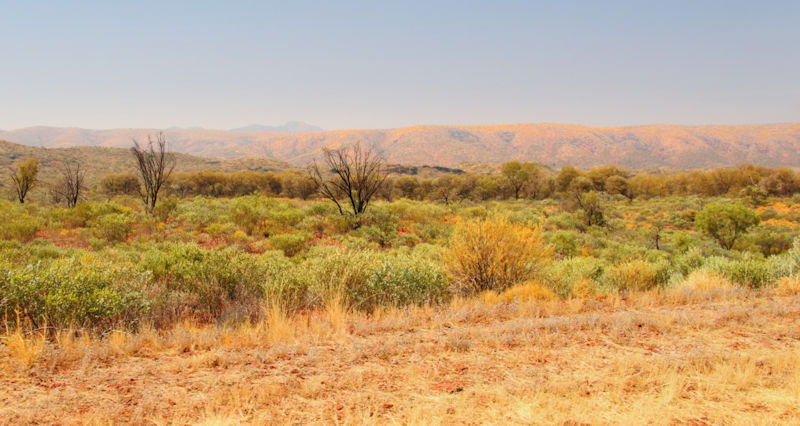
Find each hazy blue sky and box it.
[1,0,798,130]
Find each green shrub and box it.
[0,255,149,328]
[90,213,136,242]
[139,243,267,321]
[550,231,579,257]
[153,197,178,222]
[268,207,305,228]
[258,251,311,312]
[759,208,779,221]
[351,224,396,247]
[546,212,584,231]
[53,201,131,228]
[230,196,273,235]
[695,202,760,250]
[543,256,606,297]
[672,246,707,276]
[0,217,42,241]
[363,253,449,309]
[747,226,794,256]
[725,258,772,288]
[268,232,311,257]
[701,255,776,289]
[604,259,670,293]
[304,248,449,310]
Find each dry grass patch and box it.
[1,290,799,424]
[776,275,800,295]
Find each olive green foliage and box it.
[10,158,39,203]
[605,259,670,293]
[139,243,268,322]
[0,201,43,241]
[695,202,760,249]
[1,255,149,328]
[3,173,800,330]
[90,213,136,242]
[501,161,540,199]
[268,232,312,257]
[99,173,141,196]
[303,247,449,311]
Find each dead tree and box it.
[11,158,39,203]
[131,132,176,214]
[50,161,86,207]
[308,142,387,217]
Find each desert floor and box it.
[2,288,799,425]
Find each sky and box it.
[1,0,798,130]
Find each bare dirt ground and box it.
[2,289,799,425]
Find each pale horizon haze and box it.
[1,0,799,131]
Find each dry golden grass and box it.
[2,288,799,424]
[678,270,734,291]
[776,275,800,296]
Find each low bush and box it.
[0,217,42,241]
[0,255,150,329]
[302,247,449,311]
[446,215,552,294]
[139,243,267,322]
[90,213,136,242]
[747,226,794,256]
[496,281,556,303]
[550,230,579,257]
[52,201,131,228]
[268,232,312,257]
[543,256,606,298]
[701,255,778,289]
[604,259,670,293]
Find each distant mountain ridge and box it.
[230,121,324,133]
[1,123,799,169]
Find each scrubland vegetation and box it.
[2,147,800,423]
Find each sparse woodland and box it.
[2,141,800,423]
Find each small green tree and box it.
[501,161,539,199]
[695,202,760,250]
[556,166,581,192]
[605,175,634,201]
[567,177,605,228]
[11,158,39,203]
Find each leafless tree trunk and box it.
[308,142,387,217]
[50,161,86,207]
[131,132,176,214]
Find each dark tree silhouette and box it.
[50,161,86,207]
[308,142,387,217]
[131,132,176,214]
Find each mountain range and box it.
[2,123,799,169]
[230,121,324,133]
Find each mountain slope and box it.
[2,123,799,168]
[0,140,288,191]
[231,121,324,133]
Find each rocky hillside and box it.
[2,123,799,168]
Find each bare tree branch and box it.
[307,142,387,218]
[131,132,176,214]
[49,160,86,207]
